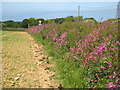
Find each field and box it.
[27,20,120,88]
[1,19,119,88]
[2,30,57,88]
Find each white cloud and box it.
[1,0,120,2]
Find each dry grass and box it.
[2,31,58,88]
[2,31,41,88]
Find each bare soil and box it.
[2,31,58,88]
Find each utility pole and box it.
[78,5,80,17]
[117,1,120,19]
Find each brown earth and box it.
[2,31,59,88]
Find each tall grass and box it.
[27,20,119,88]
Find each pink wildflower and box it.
[73,56,78,60]
[60,32,67,38]
[70,48,74,50]
[89,56,93,58]
[88,78,90,81]
[109,35,112,37]
[101,66,106,70]
[116,41,119,43]
[78,48,82,51]
[113,72,116,75]
[108,82,113,85]
[96,73,99,78]
[83,44,86,47]
[115,79,119,83]
[94,80,97,82]
[108,76,115,78]
[66,52,69,55]
[106,82,116,88]
[84,62,88,64]
[88,69,90,71]
[107,85,116,88]
[109,64,112,67]
[104,54,107,58]
[93,86,96,88]
[54,34,58,36]
[52,37,56,40]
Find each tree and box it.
[28,18,38,26]
[44,19,55,24]
[15,22,22,28]
[21,19,29,28]
[54,18,65,24]
[4,20,15,27]
[64,16,76,22]
[36,18,44,24]
[84,17,97,23]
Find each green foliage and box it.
[65,16,83,22]
[43,16,83,24]
[28,19,119,88]
[21,19,29,28]
[44,19,55,24]
[22,18,38,28]
[28,18,38,26]
[4,20,15,27]
[36,18,44,24]
[84,17,97,23]
[2,16,83,28]
[54,18,65,24]
[3,20,22,28]
[3,17,44,28]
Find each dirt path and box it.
[2,31,58,88]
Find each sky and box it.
[1,0,119,21]
[1,0,120,2]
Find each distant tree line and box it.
[2,16,98,28]
[2,18,44,28]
